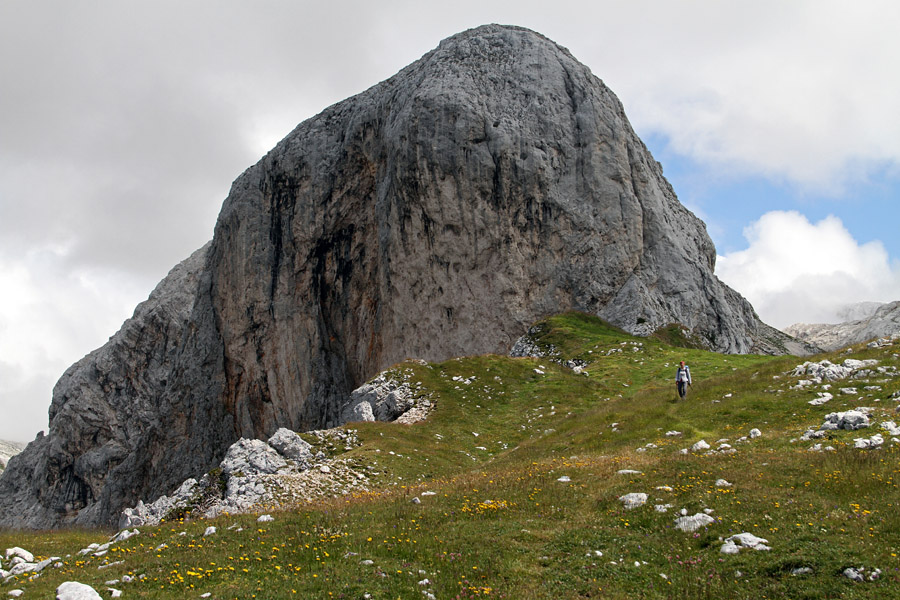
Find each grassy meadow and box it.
[2,312,899,599]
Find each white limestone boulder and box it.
[618,493,648,510]
[220,438,287,476]
[267,428,313,462]
[56,581,103,600]
[674,513,715,532]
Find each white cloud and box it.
[716,211,900,328]
[0,248,152,442]
[606,0,900,192]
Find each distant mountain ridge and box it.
[835,301,885,323]
[0,440,25,473]
[784,300,900,351]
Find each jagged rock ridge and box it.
[785,301,900,351]
[0,24,809,529]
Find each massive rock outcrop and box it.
[785,301,900,351]
[0,24,809,529]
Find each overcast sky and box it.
[2,1,899,442]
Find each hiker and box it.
[675,361,692,399]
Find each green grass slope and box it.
[2,312,899,599]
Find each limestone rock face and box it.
[0,24,806,529]
[0,244,227,528]
[785,301,900,351]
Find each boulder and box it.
[853,434,884,449]
[674,513,715,532]
[267,428,313,462]
[881,421,900,436]
[691,440,711,452]
[56,582,102,600]
[4,548,33,563]
[821,410,870,431]
[720,532,770,554]
[118,477,200,528]
[339,375,417,424]
[808,393,832,406]
[618,493,648,510]
[220,439,287,476]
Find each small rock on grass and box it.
[720,532,770,554]
[5,548,34,563]
[618,493,648,509]
[691,440,710,452]
[56,581,102,600]
[843,566,881,582]
[674,513,714,532]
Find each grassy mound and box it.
[2,312,898,598]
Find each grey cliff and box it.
[0,24,810,529]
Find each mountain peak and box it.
[0,26,806,529]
